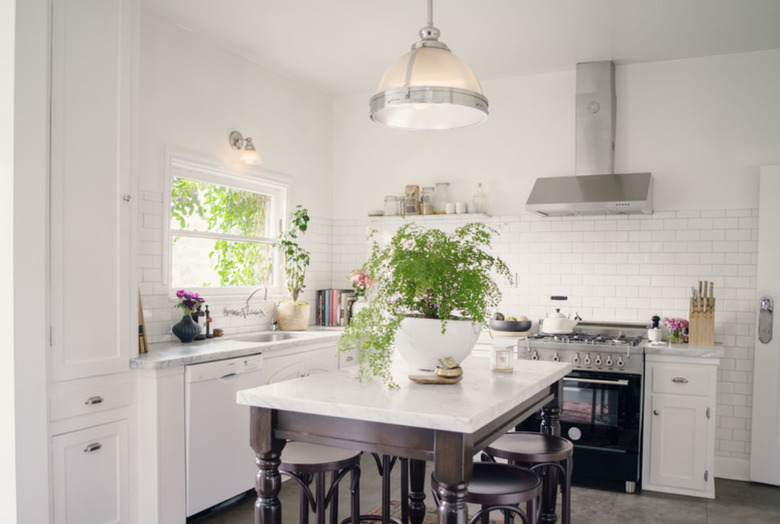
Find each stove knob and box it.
[605,356,614,367]
[583,354,591,365]
[617,357,625,369]
[572,353,581,365]
[552,353,560,362]
[594,354,602,366]
[531,351,539,361]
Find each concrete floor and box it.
[188,456,780,524]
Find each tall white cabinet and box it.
[642,351,720,499]
[49,0,138,522]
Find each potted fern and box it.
[337,222,512,388]
[276,205,311,330]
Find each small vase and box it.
[667,328,682,343]
[172,314,201,343]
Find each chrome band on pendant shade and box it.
[369,86,488,130]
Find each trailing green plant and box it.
[337,222,512,388]
[277,205,311,302]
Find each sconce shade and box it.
[229,130,262,165]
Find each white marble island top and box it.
[237,355,571,434]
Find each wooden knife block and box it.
[689,298,715,346]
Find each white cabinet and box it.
[264,343,339,384]
[49,0,137,382]
[52,420,129,524]
[642,354,719,498]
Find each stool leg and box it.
[561,457,572,524]
[350,466,361,524]
[400,458,409,524]
[300,473,311,524]
[329,470,339,524]
[316,471,327,524]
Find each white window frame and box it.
[163,149,293,299]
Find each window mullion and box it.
[171,228,276,245]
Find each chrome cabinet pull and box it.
[672,377,689,384]
[83,442,102,453]
[84,396,104,406]
[653,410,660,416]
[759,296,773,344]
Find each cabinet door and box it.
[303,346,339,376]
[52,420,129,524]
[648,394,708,491]
[50,0,135,381]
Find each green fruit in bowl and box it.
[492,312,505,321]
[505,316,517,321]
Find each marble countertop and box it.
[130,329,342,370]
[236,354,572,433]
[644,342,724,359]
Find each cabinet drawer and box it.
[651,366,710,396]
[50,383,132,421]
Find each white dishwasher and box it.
[185,354,264,516]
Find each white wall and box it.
[139,12,334,218]
[138,12,336,339]
[332,50,780,219]
[1,0,17,519]
[12,0,52,521]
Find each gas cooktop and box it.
[517,321,650,374]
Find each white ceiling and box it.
[142,0,780,96]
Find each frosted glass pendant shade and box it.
[369,1,488,131]
[370,46,488,130]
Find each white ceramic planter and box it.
[394,317,482,372]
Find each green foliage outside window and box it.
[170,177,274,287]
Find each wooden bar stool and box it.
[483,432,573,524]
[358,454,407,524]
[431,462,542,524]
[279,442,362,524]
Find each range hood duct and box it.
[526,61,653,216]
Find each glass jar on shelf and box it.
[384,195,399,216]
[433,182,449,214]
[420,186,434,215]
[472,183,486,214]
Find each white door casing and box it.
[750,165,780,485]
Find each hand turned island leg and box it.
[539,402,562,524]
[433,432,470,524]
[250,407,286,524]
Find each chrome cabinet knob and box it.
[653,410,660,416]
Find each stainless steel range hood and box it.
[526,61,653,216]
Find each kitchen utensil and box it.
[542,310,580,334]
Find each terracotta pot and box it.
[277,302,310,331]
[394,317,481,372]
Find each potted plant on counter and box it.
[337,222,512,388]
[276,205,311,330]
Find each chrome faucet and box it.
[223,286,268,318]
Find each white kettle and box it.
[542,309,580,334]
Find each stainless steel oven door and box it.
[561,370,642,453]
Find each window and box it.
[167,154,289,295]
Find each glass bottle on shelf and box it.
[420,187,434,215]
[433,182,449,214]
[472,183,486,214]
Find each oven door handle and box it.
[564,377,630,387]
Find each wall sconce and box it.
[229,130,262,165]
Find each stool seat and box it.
[485,432,573,463]
[461,462,541,506]
[280,442,362,524]
[281,442,362,472]
[432,463,542,524]
[482,432,573,524]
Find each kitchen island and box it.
[237,355,572,524]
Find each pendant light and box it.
[369,0,488,130]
